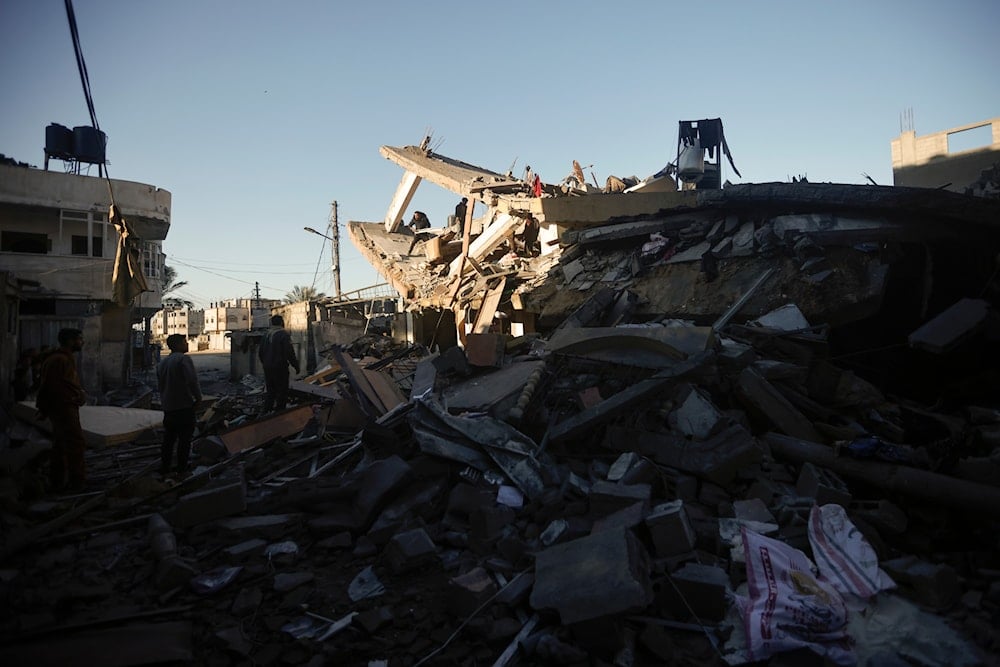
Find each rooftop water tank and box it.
[45,123,74,159]
[73,126,107,164]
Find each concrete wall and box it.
[0,164,171,240]
[891,118,1000,192]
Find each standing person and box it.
[454,197,468,234]
[521,214,540,257]
[157,334,202,476]
[258,315,299,412]
[35,328,87,493]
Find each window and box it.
[1,231,49,253]
[142,243,163,279]
[71,235,104,257]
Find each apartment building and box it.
[0,158,170,397]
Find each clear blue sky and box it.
[2,0,998,308]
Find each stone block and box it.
[607,452,641,482]
[588,480,651,517]
[355,606,393,634]
[652,423,762,485]
[732,498,776,524]
[654,562,729,622]
[592,501,647,534]
[908,298,991,354]
[383,527,437,574]
[796,462,852,507]
[315,532,353,550]
[223,538,267,562]
[166,474,247,528]
[882,556,960,610]
[448,566,498,617]
[670,387,723,440]
[353,455,411,528]
[530,528,652,625]
[465,333,505,367]
[645,500,696,558]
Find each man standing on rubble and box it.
[35,328,87,493]
[157,334,202,476]
[258,314,299,413]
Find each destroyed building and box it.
[1,124,1000,666]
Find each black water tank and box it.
[45,123,74,159]
[72,126,107,164]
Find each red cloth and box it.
[532,174,542,197]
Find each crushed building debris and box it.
[2,137,1000,666]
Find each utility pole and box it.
[330,201,341,298]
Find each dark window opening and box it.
[71,235,104,257]
[1,232,49,254]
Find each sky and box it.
[2,0,998,308]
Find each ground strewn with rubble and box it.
[3,173,1000,665]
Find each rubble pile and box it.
[1,290,999,666]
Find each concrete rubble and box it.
[2,146,1000,666]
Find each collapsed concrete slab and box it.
[530,528,652,625]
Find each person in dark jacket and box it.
[157,334,202,476]
[35,328,87,492]
[258,315,299,412]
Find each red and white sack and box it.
[740,527,854,665]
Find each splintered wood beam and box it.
[448,211,516,277]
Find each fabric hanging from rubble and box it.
[110,203,149,306]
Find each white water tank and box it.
[678,139,705,183]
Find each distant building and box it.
[891,117,1000,192]
[165,307,204,339]
[0,159,170,398]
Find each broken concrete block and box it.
[651,423,762,485]
[353,455,411,528]
[730,222,755,256]
[749,303,810,331]
[432,346,471,376]
[882,556,960,609]
[797,463,852,507]
[736,367,824,443]
[448,566,498,617]
[530,528,652,625]
[908,298,992,354]
[465,333,505,367]
[223,538,267,562]
[592,502,647,533]
[354,606,393,634]
[645,500,696,558]
[654,562,729,622]
[732,498,776,524]
[588,481,651,517]
[315,532,353,551]
[166,472,247,529]
[670,387,723,440]
[383,527,437,574]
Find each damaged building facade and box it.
[0,158,171,399]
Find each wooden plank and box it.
[219,404,314,454]
[329,347,386,415]
[289,380,342,401]
[472,277,507,334]
[362,369,406,412]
